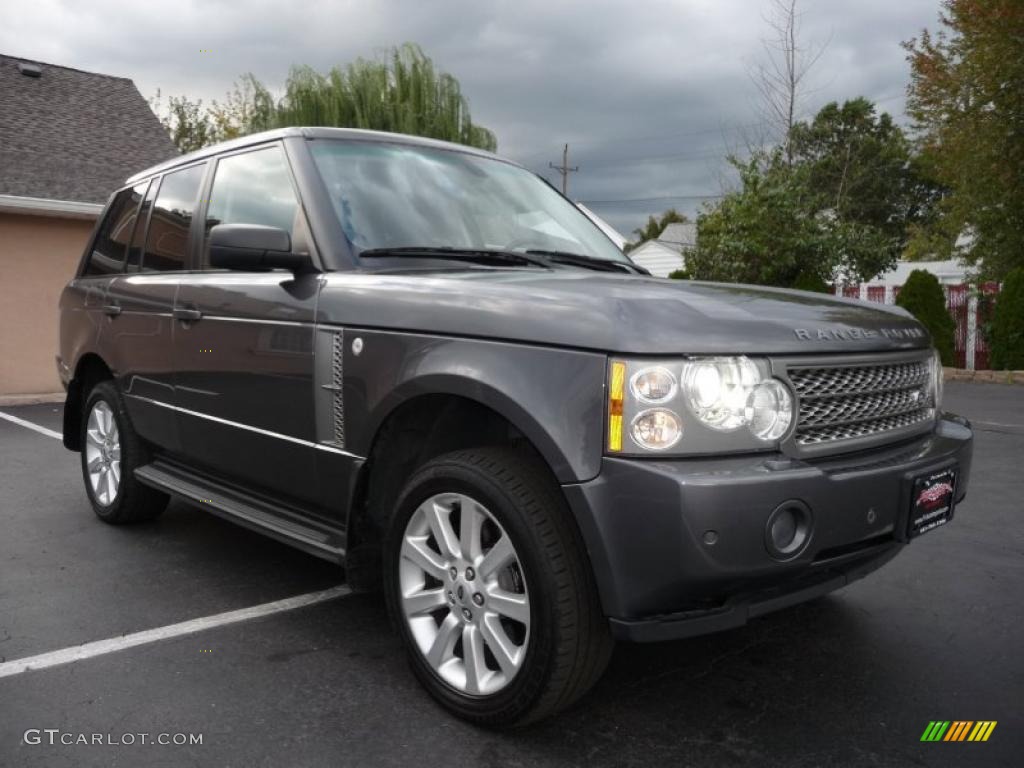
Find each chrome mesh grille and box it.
[789,360,928,398]
[331,331,345,447]
[788,357,933,449]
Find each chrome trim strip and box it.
[201,315,315,328]
[124,394,364,459]
[176,385,221,397]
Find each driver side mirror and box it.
[208,224,315,273]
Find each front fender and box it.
[343,330,607,483]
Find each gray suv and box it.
[58,127,973,725]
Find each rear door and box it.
[64,184,148,369]
[172,143,321,505]
[105,163,206,453]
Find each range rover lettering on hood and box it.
[794,326,927,341]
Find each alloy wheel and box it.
[398,492,531,696]
[84,401,121,506]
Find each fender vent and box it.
[331,330,345,447]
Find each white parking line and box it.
[0,410,62,440]
[0,585,352,679]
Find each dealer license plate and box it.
[908,467,957,538]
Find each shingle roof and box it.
[0,53,178,204]
[657,222,697,249]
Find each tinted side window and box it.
[82,184,145,276]
[142,164,205,272]
[125,180,156,271]
[204,146,299,264]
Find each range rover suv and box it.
[58,127,973,725]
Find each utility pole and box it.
[549,143,579,197]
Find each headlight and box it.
[608,356,795,455]
[630,408,683,450]
[930,348,944,412]
[630,366,677,403]
[681,357,761,430]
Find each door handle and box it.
[102,303,121,317]
[173,307,203,323]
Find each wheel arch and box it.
[63,353,114,451]
[343,383,584,591]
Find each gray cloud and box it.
[1,0,940,236]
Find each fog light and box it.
[765,501,812,559]
[771,508,798,549]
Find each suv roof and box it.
[125,126,510,186]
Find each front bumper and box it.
[563,414,973,642]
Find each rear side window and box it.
[125,180,156,271]
[203,146,299,264]
[82,184,146,276]
[141,164,205,272]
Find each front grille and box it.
[787,357,933,450]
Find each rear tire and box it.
[383,446,612,726]
[80,381,168,524]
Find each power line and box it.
[578,194,725,205]
[515,119,769,162]
[583,149,736,169]
[516,94,909,166]
[548,143,578,196]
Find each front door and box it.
[107,164,206,454]
[172,144,321,506]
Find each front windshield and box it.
[309,140,628,263]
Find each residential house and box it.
[0,54,176,396]
[628,222,697,277]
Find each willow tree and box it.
[213,44,496,151]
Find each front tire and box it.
[384,447,612,726]
[80,381,167,523]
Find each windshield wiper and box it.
[525,249,646,274]
[359,247,549,269]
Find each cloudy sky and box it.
[1,0,942,236]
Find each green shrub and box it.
[667,269,691,280]
[990,268,1024,370]
[792,270,830,293]
[895,270,956,366]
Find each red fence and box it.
[946,285,970,368]
[842,282,1001,370]
[975,282,1000,370]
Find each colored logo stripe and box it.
[920,721,996,742]
[921,721,950,741]
[944,721,972,741]
[969,722,997,742]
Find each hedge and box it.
[990,268,1024,370]
[895,269,956,366]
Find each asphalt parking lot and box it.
[1,381,1021,767]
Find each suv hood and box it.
[320,270,930,355]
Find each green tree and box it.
[990,268,1024,370]
[904,0,1024,278]
[207,74,277,142]
[689,152,831,286]
[895,269,956,365]
[154,44,496,153]
[263,44,496,150]
[691,99,918,288]
[149,91,211,154]
[623,209,688,253]
[789,98,921,271]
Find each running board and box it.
[134,461,346,563]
